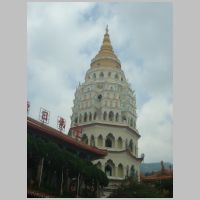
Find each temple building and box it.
[27,116,108,197]
[70,26,143,185]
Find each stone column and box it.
[103,138,106,147]
[95,136,98,147]
[114,166,117,177]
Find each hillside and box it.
[140,162,173,175]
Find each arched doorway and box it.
[105,133,115,148]
[105,160,115,177]
[105,165,112,176]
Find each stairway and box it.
[100,180,122,197]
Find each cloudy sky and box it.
[27,2,172,163]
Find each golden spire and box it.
[91,26,121,69]
[106,24,108,34]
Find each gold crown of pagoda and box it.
[90,25,121,69]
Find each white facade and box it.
[70,27,143,181]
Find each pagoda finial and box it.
[90,25,121,69]
[106,24,108,34]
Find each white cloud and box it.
[137,97,173,162]
[27,2,172,163]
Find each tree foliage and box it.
[109,177,169,198]
[27,133,108,197]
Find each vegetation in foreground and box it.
[109,177,173,198]
[27,134,108,197]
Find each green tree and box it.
[109,177,165,198]
[27,134,108,197]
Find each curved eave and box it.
[71,122,141,138]
[107,149,143,162]
[27,117,107,157]
[91,56,121,65]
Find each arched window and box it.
[130,118,133,127]
[108,72,111,77]
[109,111,114,121]
[93,112,97,120]
[105,165,112,176]
[117,137,123,149]
[98,94,102,102]
[130,165,135,177]
[105,159,115,177]
[115,73,119,80]
[122,115,127,122]
[93,73,96,79]
[97,135,103,147]
[126,165,129,177]
[105,138,112,147]
[89,112,92,121]
[125,139,128,149]
[84,112,87,122]
[116,113,119,122]
[135,145,137,155]
[74,117,78,124]
[90,135,95,146]
[129,139,133,151]
[132,143,135,154]
[81,134,88,144]
[103,111,107,120]
[79,114,82,123]
[118,163,124,177]
[105,133,115,148]
[100,72,104,78]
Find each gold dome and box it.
[90,26,121,69]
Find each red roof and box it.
[27,117,107,157]
[27,190,54,198]
[141,174,173,181]
[141,165,173,181]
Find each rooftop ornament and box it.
[39,107,50,124]
[57,116,66,132]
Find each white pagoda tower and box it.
[70,26,143,183]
